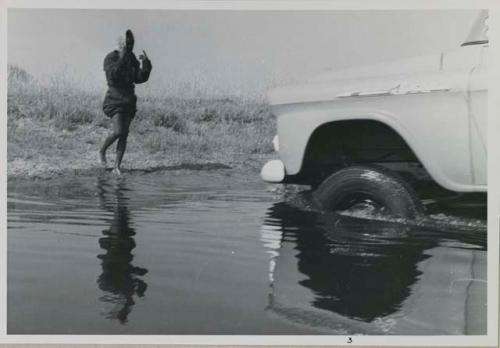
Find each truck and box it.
[261,11,488,218]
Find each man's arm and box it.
[103,51,130,82]
[135,50,152,84]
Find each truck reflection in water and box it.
[261,200,486,331]
[96,176,148,324]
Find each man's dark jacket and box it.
[102,50,152,117]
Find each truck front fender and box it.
[275,96,484,192]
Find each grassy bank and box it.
[7,66,276,179]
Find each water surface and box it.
[8,169,487,334]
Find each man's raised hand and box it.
[139,50,149,61]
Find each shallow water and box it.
[7,169,487,335]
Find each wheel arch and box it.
[290,116,439,187]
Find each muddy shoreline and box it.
[7,152,274,181]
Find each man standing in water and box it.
[100,29,152,175]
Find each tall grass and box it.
[8,65,276,177]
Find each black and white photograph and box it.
[2,0,497,344]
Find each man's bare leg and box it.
[100,113,128,170]
[112,114,132,175]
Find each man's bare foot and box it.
[99,150,107,166]
[112,167,122,175]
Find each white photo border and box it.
[0,0,498,346]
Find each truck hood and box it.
[267,46,484,106]
[310,53,442,83]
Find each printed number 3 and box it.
[347,337,352,343]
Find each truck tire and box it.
[313,166,423,219]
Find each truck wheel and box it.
[313,166,423,219]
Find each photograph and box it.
[4,2,492,341]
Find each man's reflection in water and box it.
[96,175,148,324]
